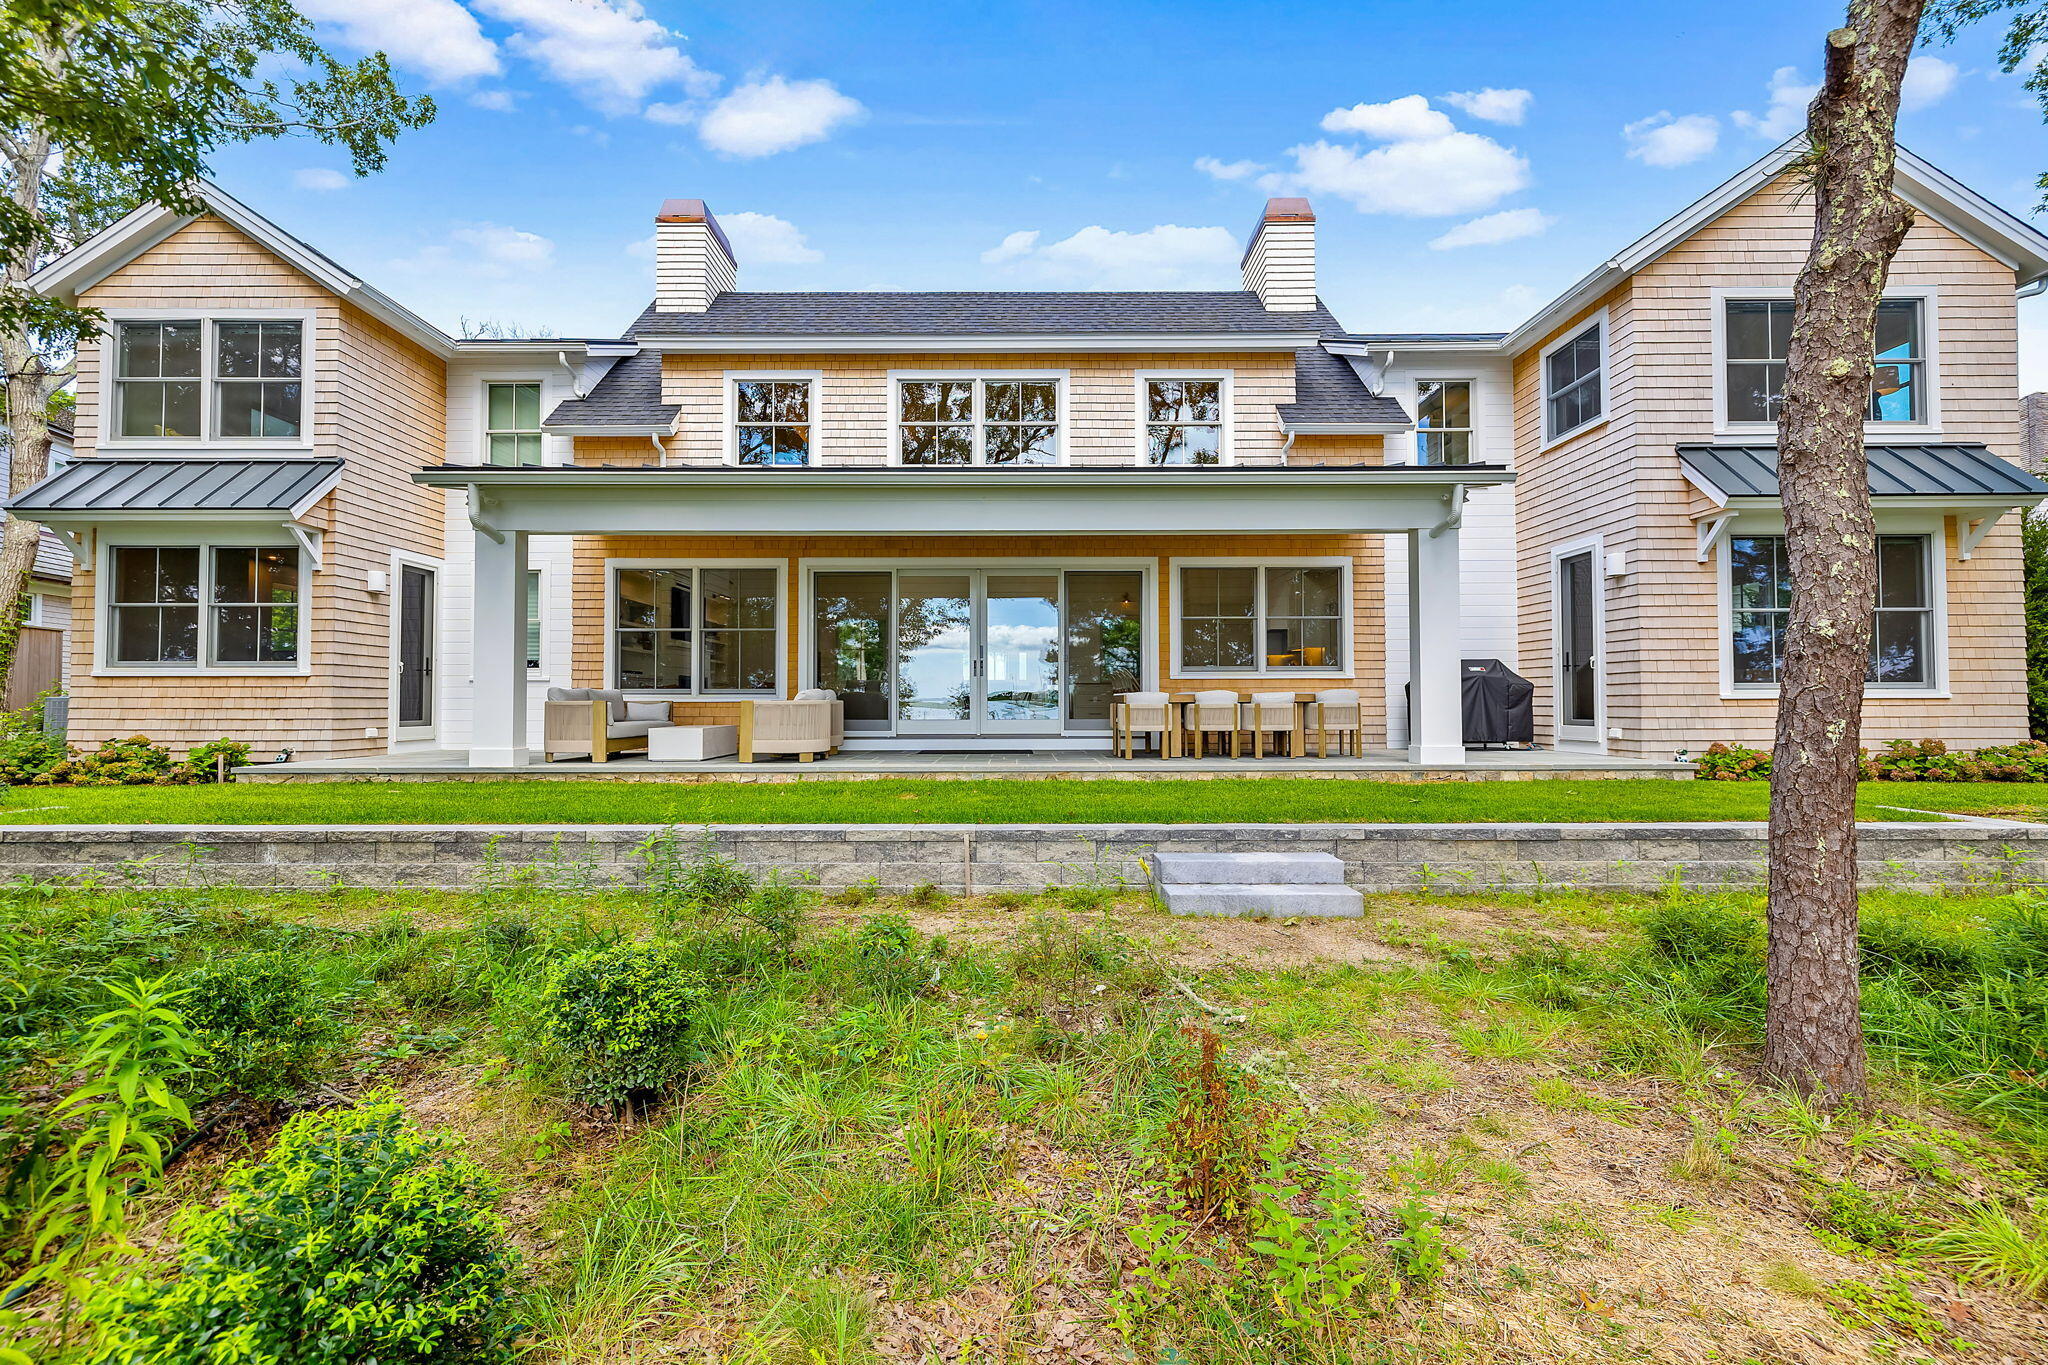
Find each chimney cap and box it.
[653,198,735,263]
[1261,197,1315,222]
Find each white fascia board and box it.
[450,339,639,357]
[28,202,201,298]
[635,332,1323,354]
[540,424,673,437]
[1279,421,1414,435]
[286,463,349,521]
[1717,492,2046,513]
[1323,339,1506,356]
[1894,145,2048,279]
[420,465,1515,492]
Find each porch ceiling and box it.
[416,464,1514,537]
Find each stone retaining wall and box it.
[0,823,2041,894]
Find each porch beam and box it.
[1407,523,1465,765]
[470,527,530,767]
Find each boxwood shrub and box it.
[89,1097,519,1365]
[178,951,344,1104]
[538,939,704,1112]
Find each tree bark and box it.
[1766,0,1923,1100]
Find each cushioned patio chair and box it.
[737,698,835,763]
[1182,689,1243,759]
[1240,691,1300,759]
[1111,691,1174,758]
[544,687,676,762]
[793,687,846,755]
[1303,688,1364,758]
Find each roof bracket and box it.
[51,527,89,563]
[1695,511,1736,562]
[1957,506,2012,561]
[285,520,323,572]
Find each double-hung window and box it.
[1144,378,1224,464]
[1543,322,1603,442]
[486,383,545,466]
[1728,533,1933,688]
[109,545,301,667]
[613,565,779,693]
[1415,380,1473,464]
[896,377,1060,465]
[733,379,812,466]
[1724,298,1926,424]
[114,319,303,441]
[1177,564,1345,672]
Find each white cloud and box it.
[397,223,556,281]
[296,0,500,84]
[1268,132,1529,216]
[1903,56,1960,110]
[720,211,822,265]
[1733,66,1817,140]
[1320,94,1455,141]
[469,89,517,112]
[293,168,350,191]
[697,76,864,157]
[643,100,696,125]
[1623,111,1720,167]
[980,224,1240,287]
[471,0,716,114]
[1427,207,1554,249]
[1195,156,1263,181]
[1443,87,1533,125]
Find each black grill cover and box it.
[1403,657,1535,747]
[1460,658,1533,746]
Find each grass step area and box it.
[0,777,2040,825]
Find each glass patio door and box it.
[981,572,1061,735]
[895,571,976,735]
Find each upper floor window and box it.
[1144,378,1224,465]
[1543,322,1603,442]
[114,319,303,441]
[108,544,301,667]
[897,377,1060,465]
[733,379,811,466]
[1415,381,1472,464]
[1724,298,1926,424]
[486,383,544,466]
[1728,533,1932,688]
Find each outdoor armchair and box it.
[1240,692,1299,759]
[544,687,676,762]
[737,698,835,763]
[1183,689,1243,759]
[793,687,846,754]
[1111,691,1174,758]
[1303,688,1364,758]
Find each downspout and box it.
[2019,275,2048,300]
[557,350,587,398]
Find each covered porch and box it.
[415,463,1516,769]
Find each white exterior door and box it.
[1554,547,1603,747]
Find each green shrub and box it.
[1811,1177,1910,1252]
[1693,742,1771,781]
[1644,899,1760,968]
[178,952,343,1104]
[1860,738,1979,782]
[89,1097,519,1364]
[1964,740,2048,782]
[0,703,68,784]
[2026,507,2048,740]
[852,913,931,998]
[539,940,703,1111]
[182,737,253,782]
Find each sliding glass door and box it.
[810,566,1146,738]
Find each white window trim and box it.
[1413,377,1477,465]
[98,308,318,452]
[474,372,559,467]
[1537,309,1609,451]
[1709,286,1942,437]
[94,531,312,677]
[1134,371,1235,466]
[603,557,787,696]
[723,371,822,467]
[1167,555,1353,679]
[1547,534,1606,750]
[524,565,549,679]
[1714,510,1950,700]
[884,370,1069,467]
[387,549,442,744]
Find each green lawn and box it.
[0,776,2036,824]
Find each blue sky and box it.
[211,1,2048,384]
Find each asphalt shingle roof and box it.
[1678,443,2048,498]
[624,292,1344,336]
[1278,347,1410,427]
[11,457,345,513]
[541,350,673,430]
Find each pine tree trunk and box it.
[1766,1,1923,1100]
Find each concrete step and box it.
[1156,882,1365,918]
[1148,851,1346,886]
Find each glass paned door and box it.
[895,572,976,734]
[1064,571,1143,730]
[982,572,1060,734]
[1556,550,1601,741]
[814,571,892,733]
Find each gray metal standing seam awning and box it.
[7,457,346,569]
[1677,443,2048,562]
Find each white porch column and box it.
[1407,522,1465,765]
[470,526,530,767]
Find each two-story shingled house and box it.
[14,139,2048,769]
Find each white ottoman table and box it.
[646,724,739,761]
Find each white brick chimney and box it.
[653,199,736,313]
[1241,197,1316,312]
